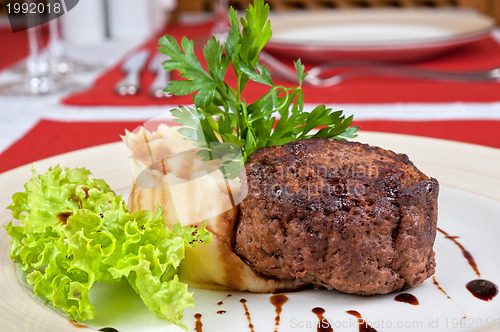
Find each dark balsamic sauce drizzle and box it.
[346,310,378,332]
[437,228,498,302]
[57,212,73,224]
[98,328,119,332]
[270,294,288,332]
[161,159,167,176]
[240,298,255,332]
[394,293,419,305]
[432,276,452,300]
[69,320,86,328]
[311,307,333,332]
[433,276,468,319]
[82,186,90,199]
[437,228,480,277]
[466,279,499,301]
[194,313,203,332]
[217,293,232,306]
[217,310,226,314]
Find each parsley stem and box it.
[235,73,243,138]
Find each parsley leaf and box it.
[158,0,358,175]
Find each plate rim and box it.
[267,9,495,49]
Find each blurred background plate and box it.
[265,9,495,62]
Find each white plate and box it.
[265,9,494,62]
[1,132,500,332]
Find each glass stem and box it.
[26,23,50,95]
[47,18,69,74]
[212,0,229,42]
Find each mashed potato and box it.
[123,124,298,292]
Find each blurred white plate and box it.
[0,132,500,332]
[266,9,495,62]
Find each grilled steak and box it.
[234,138,439,295]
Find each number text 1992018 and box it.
[6,1,62,15]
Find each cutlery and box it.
[115,50,149,96]
[149,53,171,98]
[259,52,500,87]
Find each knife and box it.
[149,53,171,98]
[115,50,149,96]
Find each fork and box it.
[149,53,172,98]
[259,52,500,87]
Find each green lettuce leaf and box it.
[4,166,211,330]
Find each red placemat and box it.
[61,20,500,106]
[0,120,143,173]
[354,119,500,148]
[1,119,500,174]
[0,28,30,70]
[0,26,49,71]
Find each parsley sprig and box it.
[158,0,358,171]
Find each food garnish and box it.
[4,166,210,329]
[158,0,358,175]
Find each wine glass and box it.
[192,0,229,48]
[0,23,54,96]
[45,17,101,75]
[9,7,101,76]
[0,13,86,96]
[211,0,229,42]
